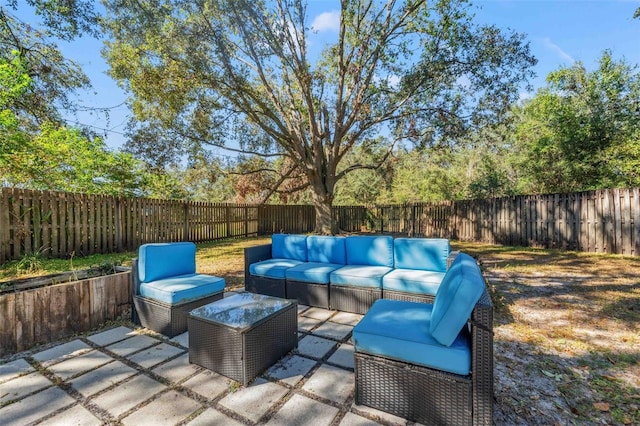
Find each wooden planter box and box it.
[0,270,131,357]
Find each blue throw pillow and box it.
[345,235,394,267]
[393,238,450,272]
[429,253,485,347]
[307,235,346,264]
[272,234,308,261]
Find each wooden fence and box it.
[1,187,639,261]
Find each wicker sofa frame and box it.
[131,258,224,337]
[244,244,287,298]
[354,288,494,426]
[285,280,330,309]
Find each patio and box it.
[0,303,411,426]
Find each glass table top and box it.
[189,292,294,330]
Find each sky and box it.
[16,0,640,151]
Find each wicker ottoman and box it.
[188,292,297,386]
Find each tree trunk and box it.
[310,184,335,235]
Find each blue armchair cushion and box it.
[345,236,394,267]
[285,262,344,284]
[139,274,225,305]
[382,269,446,296]
[307,235,346,264]
[353,299,471,375]
[272,234,308,261]
[393,238,450,272]
[429,253,485,347]
[249,258,305,279]
[138,242,196,283]
[330,265,392,288]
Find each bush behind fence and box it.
[1,187,638,262]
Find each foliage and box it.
[514,51,640,193]
[103,0,535,233]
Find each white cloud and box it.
[542,37,575,64]
[311,11,340,32]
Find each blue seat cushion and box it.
[430,253,485,347]
[138,242,196,283]
[139,274,225,305]
[285,262,344,284]
[345,236,394,267]
[249,258,304,279]
[393,238,450,272]
[353,299,471,375]
[272,234,308,261]
[330,265,392,288]
[382,269,446,296]
[307,235,346,264]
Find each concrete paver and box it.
[0,358,34,384]
[312,321,353,341]
[301,307,334,321]
[86,326,135,346]
[297,335,337,359]
[302,364,354,403]
[127,342,185,369]
[121,390,201,426]
[218,379,289,423]
[186,408,245,426]
[328,344,355,369]
[32,339,92,366]
[330,311,363,326]
[266,355,317,386]
[48,350,113,380]
[69,360,138,398]
[265,393,339,426]
[298,315,323,331]
[105,334,159,357]
[0,386,76,426]
[352,403,408,425]
[152,353,200,383]
[37,403,103,426]
[181,369,231,400]
[92,374,167,417]
[0,371,53,403]
[339,412,385,425]
[170,331,189,348]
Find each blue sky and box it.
[18,0,640,151]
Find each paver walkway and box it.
[0,304,412,425]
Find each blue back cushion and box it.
[272,234,308,261]
[307,236,346,264]
[429,253,485,347]
[345,235,394,267]
[394,238,450,272]
[138,242,196,283]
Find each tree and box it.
[514,51,640,193]
[103,0,535,233]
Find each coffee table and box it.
[187,292,297,385]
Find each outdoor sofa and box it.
[353,252,494,425]
[131,242,226,337]
[244,233,457,314]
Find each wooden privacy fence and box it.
[0,188,259,262]
[373,188,640,256]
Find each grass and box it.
[1,237,638,424]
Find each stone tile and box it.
[170,331,189,348]
[127,343,185,369]
[87,326,135,346]
[298,316,323,332]
[48,350,113,380]
[327,344,355,369]
[301,307,334,321]
[218,378,288,423]
[32,340,92,366]
[330,311,363,326]
[0,358,34,384]
[266,355,317,386]
[340,412,385,425]
[302,364,353,403]
[352,403,407,425]
[0,386,75,426]
[181,369,230,400]
[297,304,310,314]
[312,322,353,341]
[69,361,138,398]
[296,335,336,359]
[152,353,200,383]
[38,403,103,426]
[186,408,245,426]
[105,334,159,357]
[0,371,53,403]
[121,390,201,426]
[92,374,167,417]
[265,393,339,426]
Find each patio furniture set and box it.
[131,235,493,425]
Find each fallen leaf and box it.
[593,402,610,412]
